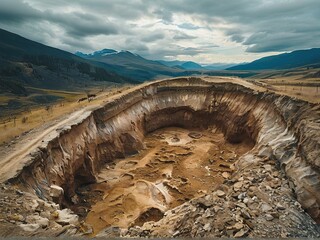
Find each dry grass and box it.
[255,77,320,103]
[249,67,320,103]
[0,85,132,144]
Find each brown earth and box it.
[0,76,319,238]
[80,127,253,234]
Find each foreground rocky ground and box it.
[0,148,319,238]
[124,148,319,238]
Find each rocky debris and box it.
[215,190,225,198]
[188,132,202,139]
[222,172,230,179]
[0,183,81,237]
[25,214,49,228]
[19,223,41,232]
[49,185,64,198]
[124,154,320,238]
[54,209,79,226]
[96,226,121,237]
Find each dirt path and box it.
[0,81,159,182]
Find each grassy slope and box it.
[0,28,135,117]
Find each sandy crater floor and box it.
[76,127,254,235]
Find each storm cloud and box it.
[0,0,319,63]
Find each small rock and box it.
[216,190,226,197]
[71,195,79,204]
[238,192,246,200]
[265,214,274,221]
[26,215,49,228]
[264,164,272,172]
[261,203,272,212]
[203,223,211,231]
[241,209,251,219]
[234,229,247,238]
[222,172,230,179]
[276,203,286,210]
[234,182,243,191]
[173,230,180,237]
[50,185,64,198]
[9,214,24,222]
[19,223,41,232]
[188,132,202,139]
[213,206,222,213]
[55,209,79,226]
[204,208,214,218]
[234,222,244,230]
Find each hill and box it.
[158,60,204,70]
[228,48,320,70]
[76,49,184,81]
[0,28,129,92]
[0,28,131,116]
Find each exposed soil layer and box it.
[0,77,319,237]
[78,127,253,234]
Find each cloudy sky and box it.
[0,0,319,63]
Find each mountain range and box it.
[1,27,320,97]
[228,48,320,70]
[75,49,184,81]
[0,28,131,95]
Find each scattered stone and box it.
[265,214,274,221]
[276,203,286,210]
[213,206,222,213]
[26,215,49,228]
[238,192,246,200]
[241,209,251,219]
[264,164,272,172]
[234,229,248,238]
[19,223,41,232]
[261,203,272,212]
[222,172,230,179]
[234,182,243,191]
[55,209,79,226]
[188,132,202,139]
[71,195,80,204]
[234,222,244,230]
[9,213,24,222]
[50,185,64,198]
[216,190,226,197]
[203,223,211,231]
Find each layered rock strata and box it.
[2,77,320,237]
